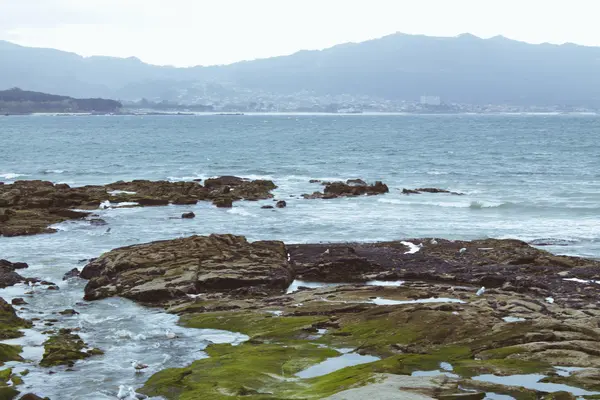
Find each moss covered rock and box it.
[40,329,102,367]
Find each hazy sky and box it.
[1,0,598,66]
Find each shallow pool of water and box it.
[472,373,600,396]
[295,352,380,379]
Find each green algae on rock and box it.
[40,329,103,367]
[0,297,31,340]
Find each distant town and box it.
[121,85,599,114]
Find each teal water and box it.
[1,114,600,398]
[2,114,600,257]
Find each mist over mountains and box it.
[2,33,600,108]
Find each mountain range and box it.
[2,33,600,107]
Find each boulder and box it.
[20,395,49,400]
[11,298,26,306]
[81,234,293,303]
[62,268,80,280]
[213,198,233,208]
[276,200,287,208]
[0,260,29,288]
[182,212,196,219]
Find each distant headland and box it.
[0,88,122,115]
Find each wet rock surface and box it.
[81,234,294,303]
[0,178,277,237]
[73,234,600,399]
[1,227,596,399]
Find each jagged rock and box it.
[81,234,293,304]
[181,212,196,219]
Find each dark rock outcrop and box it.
[81,234,293,303]
[1,177,277,237]
[62,268,80,280]
[181,212,195,219]
[276,200,287,208]
[303,180,389,199]
[402,188,464,196]
[0,260,29,288]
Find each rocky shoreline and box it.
[1,180,599,399]
[61,234,600,399]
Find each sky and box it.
[1,0,599,67]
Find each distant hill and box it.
[2,33,600,107]
[0,88,122,114]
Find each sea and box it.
[1,114,599,398]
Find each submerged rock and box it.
[402,187,464,196]
[181,212,195,219]
[81,234,293,303]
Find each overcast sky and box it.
[1,0,598,67]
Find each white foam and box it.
[0,172,25,180]
[401,241,421,254]
[371,297,465,305]
[109,190,137,195]
[564,278,599,284]
[226,208,255,217]
[286,280,342,294]
[366,280,405,287]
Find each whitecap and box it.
[226,208,255,217]
[0,172,26,180]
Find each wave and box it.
[227,208,256,217]
[529,238,580,247]
[0,172,26,180]
[40,169,66,174]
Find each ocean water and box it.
[1,114,600,397]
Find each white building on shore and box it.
[420,96,442,106]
